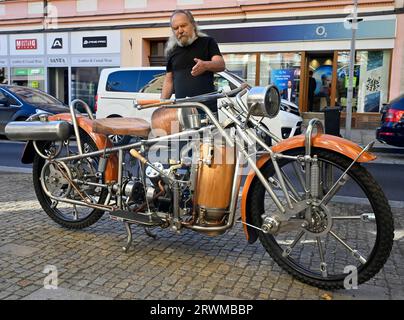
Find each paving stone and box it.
[0,172,403,300]
[0,244,40,257]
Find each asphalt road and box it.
[0,140,403,202]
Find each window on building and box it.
[260,52,301,106]
[10,67,45,91]
[0,67,7,84]
[222,53,256,86]
[71,67,109,111]
[336,50,391,113]
[149,40,167,66]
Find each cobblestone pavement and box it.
[0,172,403,300]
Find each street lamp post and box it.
[345,0,359,140]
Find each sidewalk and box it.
[340,128,404,165]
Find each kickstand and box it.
[144,227,157,239]
[122,222,133,253]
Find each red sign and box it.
[16,39,37,50]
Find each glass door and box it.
[307,53,334,112]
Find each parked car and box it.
[0,85,69,135]
[376,94,404,147]
[95,67,303,145]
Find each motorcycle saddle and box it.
[92,117,151,138]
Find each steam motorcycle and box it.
[5,83,394,289]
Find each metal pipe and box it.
[46,194,114,212]
[305,118,324,157]
[69,100,83,155]
[70,99,94,120]
[117,149,123,209]
[56,125,214,162]
[345,0,359,140]
[234,129,285,213]
[226,150,243,227]
[243,128,294,209]
[235,89,249,113]
[162,102,234,148]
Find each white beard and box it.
[165,29,208,57]
[175,33,197,47]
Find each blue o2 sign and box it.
[206,19,395,43]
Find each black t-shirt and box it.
[166,36,222,112]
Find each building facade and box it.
[0,0,403,128]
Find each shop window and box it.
[222,54,256,86]
[336,50,391,113]
[10,67,45,90]
[0,67,8,84]
[71,67,113,111]
[260,52,301,106]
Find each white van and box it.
[96,67,302,145]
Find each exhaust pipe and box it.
[5,121,73,141]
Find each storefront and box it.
[205,16,397,127]
[0,30,121,110]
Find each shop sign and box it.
[47,33,69,55]
[207,19,396,43]
[16,39,37,50]
[13,68,44,76]
[48,56,69,66]
[10,34,44,55]
[31,81,40,89]
[71,30,120,54]
[51,38,63,49]
[10,57,45,66]
[71,55,120,66]
[82,36,107,48]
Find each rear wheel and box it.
[33,133,107,229]
[249,148,394,289]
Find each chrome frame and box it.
[33,86,375,236]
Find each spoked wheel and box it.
[249,148,394,289]
[33,132,107,229]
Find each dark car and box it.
[376,94,404,147]
[0,85,69,134]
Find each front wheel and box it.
[249,148,394,289]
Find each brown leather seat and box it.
[92,117,151,138]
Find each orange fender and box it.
[241,133,376,243]
[49,113,118,183]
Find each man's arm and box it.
[161,72,174,99]
[191,55,225,77]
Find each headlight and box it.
[246,85,280,118]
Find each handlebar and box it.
[136,82,249,109]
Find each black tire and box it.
[33,133,107,229]
[249,148,394,289]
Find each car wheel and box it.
[108,134,131,146]
[105,115,131,146]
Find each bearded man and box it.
[161,9,225,114]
